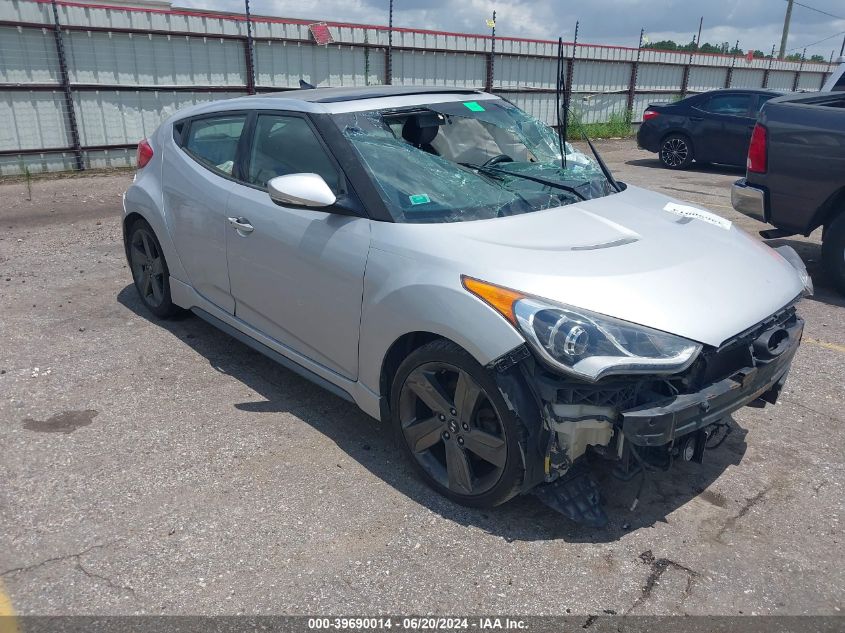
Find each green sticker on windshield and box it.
[409,193,431,205]
[462,101,486,112]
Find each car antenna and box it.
[555,37,567,171]
[299,79,316,89]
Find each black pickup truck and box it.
[731,91,845,293]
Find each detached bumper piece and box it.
[532,462,608,528]
[621,314,803,447]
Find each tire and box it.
[390,339,526,508]
[822,213,845,295]
[126,217,180,318]
[659,133,694,169]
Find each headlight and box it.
[463,276,702,382]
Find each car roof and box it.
[278,85,485,103]
[165,86,497,121]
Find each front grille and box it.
[688,305,798,389]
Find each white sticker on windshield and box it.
[663,202,732,230]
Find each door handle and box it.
[227,216,254,233]
[689,116,703,122]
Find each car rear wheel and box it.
[659,134,694,169]
[127,218,180,318]
[822,213,845,295]
[391,339,526,508]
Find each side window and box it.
[183,114,246,177]
[699,94,752,116]
[835,72,845,92]
[247,114,342,192]
[754,94,776,112]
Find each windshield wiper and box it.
[456,163,534,215]
[459,163,587,201]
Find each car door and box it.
[163,112,248,313]
[691,93,754,165]
[224,112,371,380]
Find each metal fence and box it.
[0,0,837,175]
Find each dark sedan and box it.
[637,89,782,169]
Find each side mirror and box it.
[267,173,337,208]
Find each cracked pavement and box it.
[0,139,843,615]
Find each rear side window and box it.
[699,94,752,116]
[183,114,247,177]
[246,114,342,192]
[835,73,845,92]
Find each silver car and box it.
[124,86,809,525]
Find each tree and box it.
[809,54,825,62]
[752,49,766,58]
[643,40,679,51]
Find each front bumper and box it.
[621,314,803,447]
[731,178,767,223]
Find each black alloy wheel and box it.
[660,134,693,169]
[392,340,525,507]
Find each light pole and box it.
[779,0,794,59]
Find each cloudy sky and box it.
[175,0,845,59]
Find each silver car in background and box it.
[123,86,809,525]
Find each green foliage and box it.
[568,109,634,139]
[18,159,32,200]
[645,39,759,57]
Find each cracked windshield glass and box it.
[333,99,617,223]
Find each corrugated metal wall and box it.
[0,0,836,175]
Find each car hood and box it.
[372,184,804,347]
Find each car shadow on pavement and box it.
[624,158,745,176]
[118,285,748,543]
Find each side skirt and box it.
[192,307,355,404]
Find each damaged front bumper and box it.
[621,313,802,447]
[500,304,804,525]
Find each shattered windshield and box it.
[331,99,616,224]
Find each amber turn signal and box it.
[461,276,525,325]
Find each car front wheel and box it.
[391,339,526,508]
[659,134,694,169]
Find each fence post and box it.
[385,0,393,85]
[762,45,775,88]
[243,0,256,94]
[485,11,496,92]
[681,38,695,97]
[627,29,643,113]
[792,48,805,91]
[563,21,578,121]
[724,40,739,88]
[50,0,83,171]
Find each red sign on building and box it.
[309,23,333,46]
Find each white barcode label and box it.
[663,202,732,230]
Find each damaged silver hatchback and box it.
[124,86,811,525]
